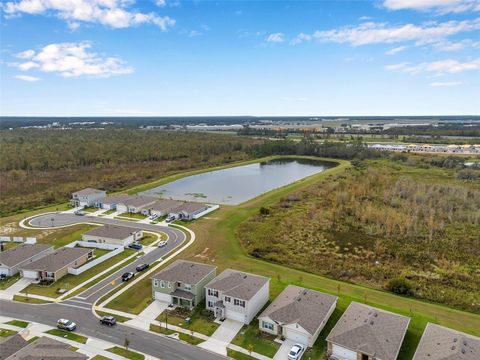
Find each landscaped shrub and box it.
[386,277,415,296]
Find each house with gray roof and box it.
[326,302,410,360]
[0,244,54,277]
[0,334,28,359]
[205,269,270,324]
[151,260,216,309]
[116,196,157,214]
[71,188,106,208]
[95,194,133,210]
[168,202,209,221]
[258,285,337,347]
[141,199,183,217]
[82,225,143,247]
[19,247,93,282]
[413,323,480,360]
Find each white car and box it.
[149,214,159,220]
[288,344,305,360]
[57,319,76,331]
[158,240,168,248]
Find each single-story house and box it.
[326,302,410,360]
[169,202,209,221]
[205,269,270,324]
[71,188,106,208]
[95,194,132,210]
[258,285,337,347]
[19,247,93,282]
[116,196,157,214]
[0,244,54,277]
[152,259,217,309]
[82,225,143,247]
[1,334,87,360]
[141,199,183,217]
[412,323,479,360]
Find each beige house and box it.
[0,244,53,277]
[82,225,143,247]
[141,199,183,217]
[116,196,157,214]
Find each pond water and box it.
[142,158,334,205]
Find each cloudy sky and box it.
[1,0,479,116]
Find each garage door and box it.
[226,309,246,323]
[332,344,357,360]
[155,292,172,303]
[284,328,309,346]
[0,267,10,276]
[22,270,39,279]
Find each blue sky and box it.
[1,0,479,116]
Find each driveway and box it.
[0,278,33,300]
[274,339,304,360]
[198,319,244,355]
[125,300,169,330]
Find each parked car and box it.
[136,263,149,272]
[74,210,85,216]
[165,216,175,223]
[0,274,7,281]
[149,214,159,220]
[128,242,142,250]
[57,319,76,331]
[158,240,168,248]
[288,344,305,360]
[122,272,135,282]
[99,316,116,326]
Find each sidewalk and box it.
[0,278,32,300]
[124,300,169,330]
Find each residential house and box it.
[258,285,337,347]
[71,188,106,208]
[82,225,142,247]
[151,260,216,309]
[141,199,183,217]
[19,247,93,282]
[0,244,53,277]
[205,269,270,324]
[95,194,132,210]
[116,196,157,214]
[169,202,209,221]
[326,302,410,360]
[412,323,479,360]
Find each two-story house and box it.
[71,188,106,208]
[205,269,270,324]
[151,260,217,309]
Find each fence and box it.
[65,241,124,275]
[193,204,220,220]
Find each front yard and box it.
[0,328,17,337]
[150,324,203,345]
[45,329,88,344]
[157,305,219,337]
[231,320,280,358]
[107,346,144,360]
[0,273,20,290]
[116,213,147,220]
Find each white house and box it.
[141,199,182,217]
[168,202,209,221]
[116,196,157,214]
[0,244,54,277]
[258,285,337,347]
[81,225,143,247]
[205,269,270,324]
[95,194,133,210]
[71,188,106,208]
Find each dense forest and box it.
[0,130,255,215]
[238,156,480,312]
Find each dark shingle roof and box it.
[327,302,410,360]
[152,260,216,285]
[72,188,104,196]
[83,225,140,239]
[205,269,269,301]
[99,194,132,205]
[148,199,182,212]
[0,244,52,268]
[413,323,480,360]
[4,336,87,360]
[171,202,208,214]
[118,196,156,208]
[259,285,337,334]
[0,334,28,359]
[20,247,92,272]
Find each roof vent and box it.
[451,346,456,350]
[453,338,458,342]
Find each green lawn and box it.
[6,320,29,328]
[13,295,51,304]
[82,207,98,213]
[91,356,112,360]
[45,329,88,344]
[38,224,97,248]
[0,273,20,290]
[227,349,256,360]
[139,233,159,246]
[0,328,17,337]
[96,311,132,323]
[107,347,145,360]
[150,323,175,335]
[24,249,135,298]
[2,242,20,250]
[101,209,117,215]
[231,320,280,358]
[150,323,203,345]
[116,213,147,220]
[158,305,219,337]
[106,275,153,315]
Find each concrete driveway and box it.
[125,300,169,330]
[198,319,244,355]
[273,339,302,360]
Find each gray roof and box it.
[172,288,195,300]
[259,285,337,334]
[83,225,141,239]
[72,188,105,196]
[99,194,132,205]
[171,202,208,214]
[326,302,410,360]
[5,336,87,360]
[152,260,216,285]
[118,196,156,208]
[0,244,52,268]
[0,334,28,359]
[413,323,480,360]
[205,269,270,301]
[148,199,182,212]
[21,247,93,272]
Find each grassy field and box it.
[0,273,20,290]
[13,295,51,304]
[231,320,280,357]
[45,329,88,344]
[157,305,219,337]
[91,356,112,360]
[116,213,147,220]
[0,328,17,337]
[107,346,145,360]
[96,311,132,323]
[6,320,29,328]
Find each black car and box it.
[121,272,135,281]
[136,263,149,272]
[99,316,116,326]
[128,242,142,250]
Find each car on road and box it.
[136,263,149,272]
[122,272,135,282]
[288,344,305,360]
[57,319,76,331]
[74,210,85,216]
[128,242,142,250]
[158,240,168,248]
[165,216,175,223]
[99,315,116,326]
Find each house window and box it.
[167,282,172,288]
[184,284,191,291]
[160,281,165,288]
[234,299,246,308]
[262,321,274,331]
[225,296,231,303]
[208,289,218,297]
[208,301,214,308]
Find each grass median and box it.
[45,329,88,344]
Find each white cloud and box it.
[155,0,166,7]
[15,74,40,81]
[386,58,480,74]
[385,45,407,55]
[16,49,35,59]
[429,81,462,87]
[290,32,312,45]
[266,33,285,43]
[3,0,176,30]
[14,42,134,78]
[383,0,480,14]
[432,39,480,51]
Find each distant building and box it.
[169,202,209,221]
[71,188,106,208]
[141,199,183,217]
[0,244,54,277]
[95,194,132,210]
[82,225,143,247]
[116,196,157,214]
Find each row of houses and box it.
[369,143,480,154]
[150,260,479,359]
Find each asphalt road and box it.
[0,300,226,360]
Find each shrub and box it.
[386,277,415,296]
[259,207,270,215]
